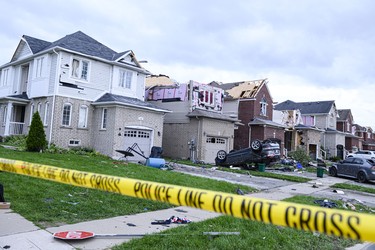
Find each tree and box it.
[26,111,47,152]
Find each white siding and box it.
[29,54,51,98]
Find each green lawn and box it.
[0,146,370,249]
[116,195,363,250]
[0,146,255,227]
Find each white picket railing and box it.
[9,122,24,135]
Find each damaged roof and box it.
[209,79,267,100]
[93,93,170,113]
[145,74,180,88]
[274,100,335,115]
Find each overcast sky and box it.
[1,0,375,127]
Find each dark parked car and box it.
[329,157,375,183]
[215,139,281,169]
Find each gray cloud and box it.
[1,0,375,125]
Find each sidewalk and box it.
[1,175,374,249]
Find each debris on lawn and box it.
[236,188,245,195]
[314,199,338,208]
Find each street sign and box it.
[53,230,95,240]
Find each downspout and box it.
[48,49,60,147]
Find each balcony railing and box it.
[9,122,24,135]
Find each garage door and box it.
[205,137,227,163]
[123,128,152,162]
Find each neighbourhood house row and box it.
[0,31,169,161]
[1,31,373,164]
[274,100,375,159]
[145,76,286,164]
[147,75,374,162]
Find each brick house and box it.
[336,109,362,154]
[274,100,346,159]
[145,75,237,163]
[208,79,285,153]
[0,31,169,161]
[362,126,375,151]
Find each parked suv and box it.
[215,139,281,169]
[346,150,375,160]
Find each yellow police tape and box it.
[1,157,374,242]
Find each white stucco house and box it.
[0,31,169,160]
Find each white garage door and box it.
[123,128,152,162]
[205,137,227,163]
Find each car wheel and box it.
[329,167,337,177]
[357,171,367,183]
[216,150,227,162]
[250,140,262,152]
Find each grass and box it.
[0,146,255,227]
[115,195,363,250]
[331,182,375,194]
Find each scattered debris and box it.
[312,184,319,188]
[0,202,10,209]
[126,223,136,227]
[333,189,345,194]
[314,199,338,208]
[236,188,245,195]
[151,216,191,225]
[174,208,188,213]
[346,202,356,210]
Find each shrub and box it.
[288,147,311,167]
[26,112,47,152]
[3,135,27,149]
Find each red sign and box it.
[53,230,95,240]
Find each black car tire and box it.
[329,167,337,177]
[216,150,227,162]
[250,140,262,152]
[357,171,367,183]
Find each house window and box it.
[71,58,89,81]
[29,104,34,124]
[198,90,214,106]
[62,103,72,126]
[101,108,108,129]
[37,102,42,113]
[78,105,88,128]
[302,115,315,126]
[119,70,133,89]
[2,106,7,125]
[346,121,350,132]
[69,139,80,146]
[1,68,9,86]
[43,102,49,126]
[260,97,267,116]
[35,57,44,78]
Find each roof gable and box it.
[337,109,352,121]
[275,100,335,115]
